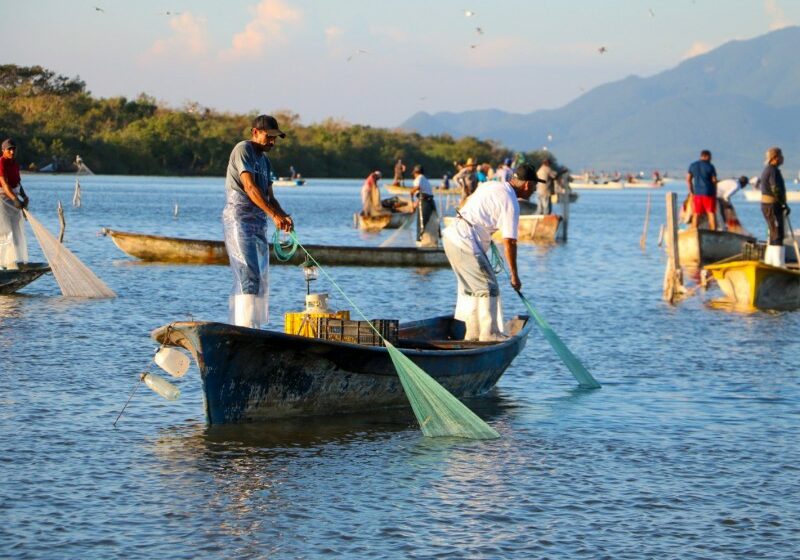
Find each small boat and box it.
[101,229,450,267]
[705,260,800,311]
[742,189,800,202]
[677,229,755,267]
[569,181,624,190]
[0,263,51,294]
[442,214,563,243]
[272,178,306,187]
[354,212,411,231]
[386,185,461,196]
[151,314,532,423]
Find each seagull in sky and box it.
[419,96,428,101]
[469,44,478,49]
[648,8,655,18]
[475,27,484,35]
[159,11,182,16]
[598,46,607,54]
[464,9,476,17]
[346,49,368,62]
[93,6,104,12]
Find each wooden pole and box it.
[662,192,683,303]
[57,201,66,243]
[560,175,570,241]
[639,193,651,250]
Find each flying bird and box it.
[648,8,655,18]
[464,9,476,17]
[159,11,182,16]
[598,46,607,54]
[346,49,369,62]
[419,96,428,101]
[93,6,104,12]
[475,27,484,35]
[547,134,553,142]
[469,44,478,49]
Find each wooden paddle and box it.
[785,213,800,265]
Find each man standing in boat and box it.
[453,158,478,203]
[760,147,789,267]
[409,164,439,247]
[392,158,406,187]
[686,150,718,231]
[442,163,542,341]
[535,158,558,215]
[0,138,29,269]
[223,115,294,328]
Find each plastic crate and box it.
[284,310,350,338]
[742,241,766,261]
[316,317,399,346]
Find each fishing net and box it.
[274,230,500,439]
[378,213,415,247]
[24,210,116,298]
[490,242,600,389]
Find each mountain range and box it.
[399,26,800,175]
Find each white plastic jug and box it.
[154,347,190,378]
[142,372,180,401]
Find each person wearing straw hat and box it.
[223,115,294,328]
[442,163,542,341]
[760,146,789,267]
[0,138,29,269]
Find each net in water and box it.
[25,210,116,298]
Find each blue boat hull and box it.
[153,315,531,424]
[0,263,50,294]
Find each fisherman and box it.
[442,163,542,342]
[536,158,558,215]
[360,170,383,216]
[453,158,478,202]
[686,150,718,230]
[716,175,749,233]
[392,158,406,187]
[760,147,789,267]
[0,138,29,269]
[409,164,439,246]
[222,114,294,329]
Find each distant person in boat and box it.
[410,164,439,247]
[222,114,293,329]
[442,163,543,342]
[716,175,749,233]
[360,170,384,216]
[392,158,406,186]
[453,158,478,202]
[686,150,718,231]
[440,173,451,190]
[536,158,558,215]
[0,138,29,269]
[289,165,298,180]
[760,146,789,267]
[495,158,513,183]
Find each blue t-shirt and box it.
[225,141,272,202]
[688,160,717,197]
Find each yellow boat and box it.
[705,260,800,312]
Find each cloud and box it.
[682,41,711,60]
[222,0,302,59]
[148,13,209,57]
[765,0,791,30]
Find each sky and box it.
[4,0,799,128]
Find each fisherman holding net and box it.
[223,115,294,328]
[442,163,541,341]
[0,138,29,269]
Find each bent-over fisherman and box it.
[442,163,542,341]
[223,115,293,328]
[0,138,29,269]
[360,170,383,216]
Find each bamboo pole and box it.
[57,201,66,243]
[560,175,570,241]
[662,192,684,303]
[639,193,651,250]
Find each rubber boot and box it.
[765,245,785,267]
[234,294,260,328]
[478,296,507,342]
[464,312,480,341]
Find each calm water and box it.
[1,175,798,559]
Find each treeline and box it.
[0,65,555,178]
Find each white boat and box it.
[743,189,800,202]
[273,178,306,187]
[569,181,624,190]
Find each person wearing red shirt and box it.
[0,138,29,268]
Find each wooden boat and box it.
[705,260,800,311]
[152,314,532,423]
[354,211,411,231]
[386,185,460,196]
[273,178,306,187]
[677,229,755,267]
[569,181,624,190]
[0,263,51,294]
[442,214,563,243]
[101,229,449,267]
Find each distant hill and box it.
[400,26,800,175]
